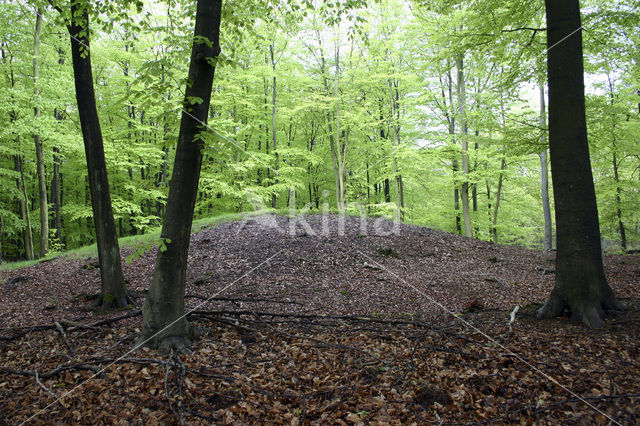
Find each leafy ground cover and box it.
[1,214,639,424]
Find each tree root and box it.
[164,351,187,425]
[0,310,141,342]
[537,294,627,329]
[135,322,198,355]
[93,290,134,311]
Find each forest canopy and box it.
[0,0,638,262]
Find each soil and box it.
[1,214,639,424]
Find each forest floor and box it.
[1,213,639,425]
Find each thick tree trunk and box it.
[138,0,222,353]
[538,0,625,328]
[539,84,553,250]
[33,8,48,257]
[69,3,129,309]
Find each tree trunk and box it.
[539,84,553,250]
[607,76,626,251]
[69,3,129,309]
[384,178,391,203]
[138,0,222,353]
[612,149,626,251]
[389,80,404,221]
[52,46,66,246]
[33,8,48,257]
[52,140,63,245]
[485,180,492,239]
[330,44,346,212]
[538,0,625,328]
[15,154,35,260]
[456,55,473,238]
[446,69,461,234]
[270,43,278,209]
[317,30,346,212]
[492,158,506,244]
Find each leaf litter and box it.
[0,214,639,424]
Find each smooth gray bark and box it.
[33,8,48,257]
[456,56,472,238]
[539,84,553,250]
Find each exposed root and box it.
[538,293,628,329]
[135,321,198,355]
[164,351,187,425]
[93,291,134,311]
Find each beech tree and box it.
[1,0,638,262]
[33,8,48,257]
[67,0,129,309]
[137,0,222,352]
[537,0,625,327]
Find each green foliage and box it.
[1,0,638,261]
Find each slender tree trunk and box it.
[68,3,129,309]
[486,180,492,239]
[607,75,627,251]
[270,44,278,209]
[491,158,506,244]
[384,179,391,203]
[16,155,35,260]
[389,80,404,221]
[456,56,472,238]
[52,45,66,245]
[446,69,461,234]
[472,136,478,213]
[138,0,222,353]
[331,42,346,212]
[33,8,48,257]
[538,0,625,328]
[51,146,63,244]
[317,30,346,211]
[539,84,553,250]
[612,149,626,251]
[472,135,479,237]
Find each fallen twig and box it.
[0,363,100,379]
[164,351,186,426]
[185,294,302,305]
[0,310,141,342]
[55,321,77,359]
[35,371,59,401]
[189,309,438,328]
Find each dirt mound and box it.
[1,214,639,424]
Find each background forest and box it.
[1,0,638,263]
